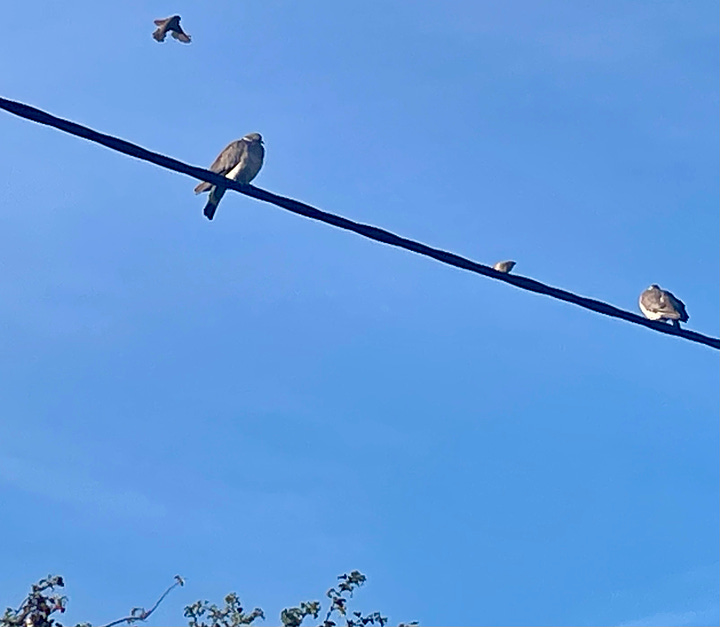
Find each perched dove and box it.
[638,284,689,327]
[153,15,191,43]
[493,260,516,274]
[194,133,265,220]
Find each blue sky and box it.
[1,1,718,625]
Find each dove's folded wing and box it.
[194,140,247,194]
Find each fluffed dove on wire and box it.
[153,16,191,43]
[638,284,689,328]
[194,133,265,220]
[493,260,516,273]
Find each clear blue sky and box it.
[1,2,718,625]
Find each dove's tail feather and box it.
[203,199,218,220]
[152,28,166,41]
[203,186,226,221]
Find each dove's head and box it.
[243,133,263,144]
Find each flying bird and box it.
[493,260,516,274]
[638,284,689,327]
[194,133,265,220]
[153,15,191,43]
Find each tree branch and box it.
[98,576,184,627]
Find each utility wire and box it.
[1,95,718,351]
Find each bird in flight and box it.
[638,284,689,328]
[152,15,191,43]
[194,133,265,220]
[493,260,516,274]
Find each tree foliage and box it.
[1,572,416,627]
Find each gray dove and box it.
[493,260,516,273]
[194,133,265,220]
[153,15,191,43]
[638,284,689,327]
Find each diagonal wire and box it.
[1,95,718,351]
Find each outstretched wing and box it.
[194,140,247,194]
[171,29,191,43]
[152,17,170,41]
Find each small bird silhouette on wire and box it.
[493,260,516,274]
[152,16,191,43]
[194,133,265,220]
[638,284,689,328]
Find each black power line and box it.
[1,95,718,351]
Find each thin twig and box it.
[99,576,184,627]
[1,96,717,351]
